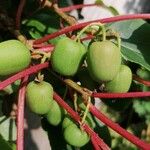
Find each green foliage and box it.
[109,20,150,71]
[22,9,61,44]
[0,134,12,150]
[0,116,16,141]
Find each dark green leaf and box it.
[0,134,12,150]
[109,20,150,71]
[22,9,61,44]
[94,117,111,147]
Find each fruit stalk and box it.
[133,74,150,87]
[17,76,28,150]
[89,104,150,149]
[33,13,150,44]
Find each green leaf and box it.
[0,116,16,141]
[95,0,104,5]
[107,6,119,16]
[95,0,119,16]
[94,117,111,147]
[0,134,12,150]
[109,20,150,71]
[22,9,61,44]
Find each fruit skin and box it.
[0,40,31,76]
[105,65,132,93]
[26,81,53,114]
[46,100,63,126]
[63,124,89,147]
[62,116,74,129]
[51,37,86,76]
[87,41,121,82]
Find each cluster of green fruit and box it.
[0,39,92,147]
[0,26,133,148]
[26,80,94,147]
[51,37,132,93]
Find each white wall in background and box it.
[79,0,150,22]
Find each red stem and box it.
[16,0,26,29]
[0,62,49,90]
[89,104,150,150]
[133,74,150,87]
[35,45,54,53]
[17,76,28,150]
[91,135,101,150]
[53,92,110,150]
[33,14,150,44]
[60,4,97,12]
[92,91,150,98]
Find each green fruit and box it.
[105,65,132,93]
[63,124,89,147]
[87,41,121,82]
[26,81,53,114]
[62,116,74,129]
[0,40,31,76]
[46,100,63,126]
[51,37,86,76]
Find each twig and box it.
[133,74,150,87]
[92,91,150,98]
[53,92,110,150]
[16,0,26,29]
[89,104,150,150]
[17,76,28,150]
[0,62,49,90]
[42,0,76,25]
[34,13,150,44]
[60,4,97,12]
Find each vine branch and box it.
[34,13,150,44]
[53,92,110,150]
[0,62,49,90]
[17,76,28,150]
[89,104,150,150]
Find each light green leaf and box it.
[0,116,16,141]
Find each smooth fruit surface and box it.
[0,40,31,76]
[62,116,74,129]
[46,100,63,126]
[63,124,89,147]
[105,65,132,93]
[51,37,86,76]
[26,81,53,114]
[87,41,121,82]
